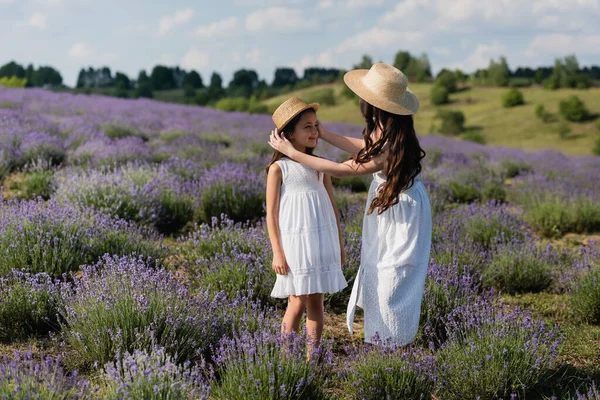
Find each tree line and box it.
[0,61,62,87]
[1,52,598,107]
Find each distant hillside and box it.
[261,83,600,156]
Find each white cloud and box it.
[380,0,599,32]
[195,16,238,39]
[524,34,600,58]
[319,0,384,8]
[234,0,303,6]
[231,52,242,62]
[181,48,209,70]
[333,27,423,55]
[68,41,95,59]
[123,24,147,33]
[158,9,194,37]
[346,0,384,8]
[158,53,177,65]
[448,41,507,71]
[317,0,334,8]
[246,49,262,64]
[27,13,47,30]
[433,47,451,56]
[245,7,317,33]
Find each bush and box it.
[465,213,523,250]
[103,124,148,141]
[0,199,165,277]
[200,164,265,223]
[332,175,369,192]
[436,308,562,399]
[0,351,92,398]
[535,104,554,123]
[21,170,56,200]
[570,266,600,324]
[559,95,589,122]
[435,70,458,93]
[436,110,465,136]
[430,84,449,106]
[134,82,153,98]
[0,271,61,342]
[55,163,197,234]
[103,347,209,400]
[211,330,332,400]
[519,193,600,238]
[594,134,600,156]
[502,88,525,108]
[59,255,231,369]
[558,121,572,139]
[340,346,435,400]
[501,159,532,178]
[215,97,249,112]
[304,88,336,106]
[418,261,484,347]
[19,132,65,167]
[462,130,486,144]
[483,244,554,294]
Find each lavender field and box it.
[1,87,600,399]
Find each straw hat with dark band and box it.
[272,97,319,131]
[344,63,419,115]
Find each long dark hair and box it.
[354,99,426,215]
[265,109,316,175]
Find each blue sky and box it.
[1,0,599,87]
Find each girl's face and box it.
[289,110,318,151]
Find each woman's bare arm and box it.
[268,130,385,178]
[266,163,288,275]
[318,123,365,155]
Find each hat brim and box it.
[343,69,419,115]
[276,103,320,131]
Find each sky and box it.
[1,0,600,87]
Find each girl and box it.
[266,97,347,351]
[269,64,432,346]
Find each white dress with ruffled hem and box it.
[270,158,347,298]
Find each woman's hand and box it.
[272,252,289,275]
[341,246,347,266]
[268,128,296,157]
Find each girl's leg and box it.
[305,293,324,355]
[282,295,306,334]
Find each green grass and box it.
[262,83,600,156]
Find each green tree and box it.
[0,61,26,79]
[488,56,510,87]
[393,51,411,72]
[353,55,373,69]
[183,70,203,89]
[502,88,524,108]
[272,68,298,89]
[435,69,458,93]
[228,69,259,98]
[559,95,589,122]
[150,65,175,90]
[436,110,465,135]
[430,85,449,106]
[114,72,131,89]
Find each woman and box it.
[268,63,432,346]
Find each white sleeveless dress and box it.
[347,172,432,345]
[270,158,348,298]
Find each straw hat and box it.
[272,97,319,131]
[344,63,419,115]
